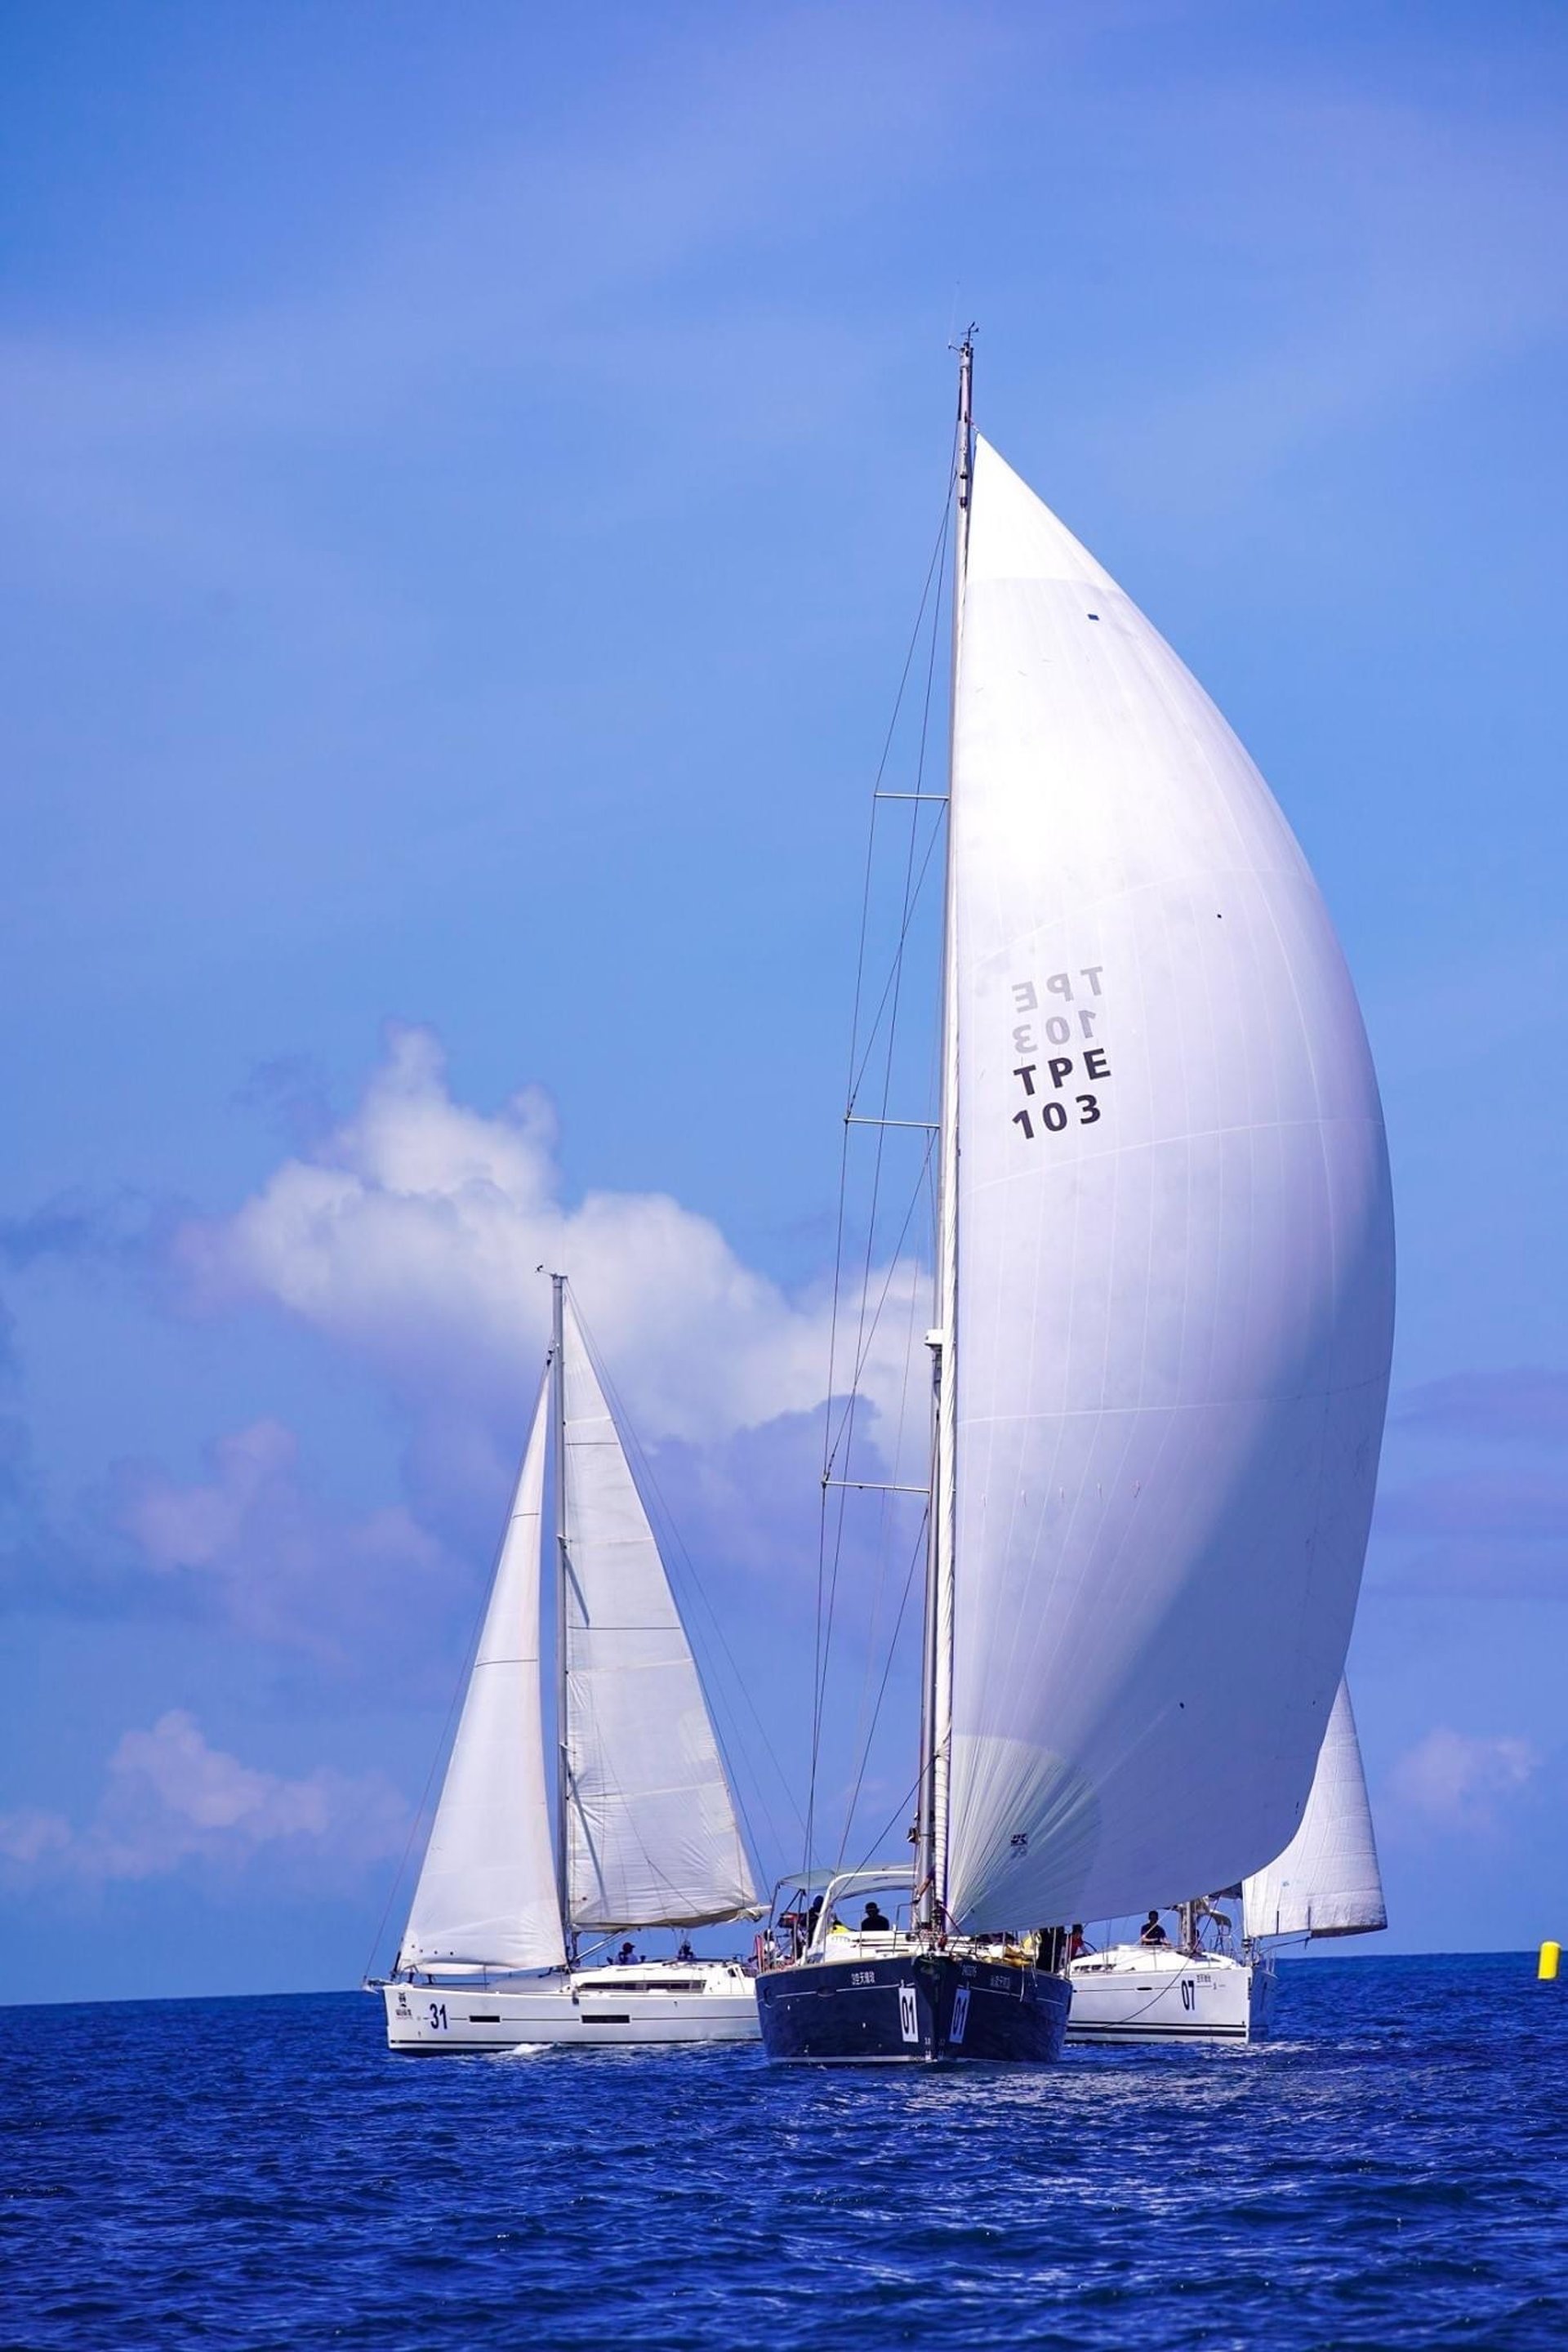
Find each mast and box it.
[915,332,973,1932]
[550,1270,573,1959]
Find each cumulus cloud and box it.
[173,1024,928,1454]
[1388,1728,1540,1833]
[0,1711,408,1886]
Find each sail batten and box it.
[942,436,1395,1931]
[399,1374,566,1974]
[560,1299,760,1931]
[1244,1681,1387,1939]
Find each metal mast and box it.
[915,332,973,1933]
[549,1270,574,1958]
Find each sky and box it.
[2,0,1566,2002]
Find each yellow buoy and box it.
[1539,1940,1561,1982]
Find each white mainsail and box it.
[1243,1680,1387,1939]
[399,1374,567,1973]
[943,436,1396,1931]
[559,1298,759,1932]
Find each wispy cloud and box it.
[1372,1365,1568,1600]
[1396,1368,1568,1448]
[1387,1726,1540,1834]
[0,1710,408,1886]
[1378,1471,1568,1546]
[110,1418,464,1673]
[0,1193,164,1272]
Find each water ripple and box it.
[2,1956,1566,2350]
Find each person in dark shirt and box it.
[805,1894,825,1945]
[860,1900,892,1932]
[1138,1909,1169,1948]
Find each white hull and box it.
[381,1960,760,2050]
[1065,1944,1275,2043]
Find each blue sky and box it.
[2,0,1566,2000]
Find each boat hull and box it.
[755,1950,1069,2065]
[1065,1944,1275,2043]
[381,1962,760,2051]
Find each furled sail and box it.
[399,1374,567,1972]
[559,1299,759,1931]
[1243,1680,1387,1939]
[943,437,1395,1931]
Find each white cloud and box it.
[1388,1727,1540,1833]
[173,1024,929,1459]
[0,1711,408,1886]
[0,1808,72,1867]
[112,1414,462,1672]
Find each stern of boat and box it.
[755,1943,1068,2065]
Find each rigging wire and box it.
[832,1506,929,1871]
[813,525,948,1738]
[830,1080,940,1866]
[804,464,955,1879]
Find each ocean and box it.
[4,1953,1562,2350]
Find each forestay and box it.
[944,438,1395,1931]
[399,1375,566,1972]
[559,1300,759,1931]
[1243,1680,1387,1939]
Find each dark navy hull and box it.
[755,1951,1070,2065]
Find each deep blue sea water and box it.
[4,1954,1564,2350]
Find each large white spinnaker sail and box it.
[1243,1679,1387,1939]
[559,1299,759,1932]
[944,437,1395,1931]
[399,1375,567,1973]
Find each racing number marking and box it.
[1010,971,1112,1143]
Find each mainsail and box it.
[942,436,1396,1931]
[1243,1680,1387,1939]
[399,1374,567,1972]
[559,1298,759,1931]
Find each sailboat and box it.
[1064,1679,1386,2042]
[375,1276,763,2050]
[1244,1677,1388,1944]
[754,342,1395,2065]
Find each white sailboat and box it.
[1067,1674,1382,2041]
[1065,1680,1386,2042]
[376,1276,762,2049]
[756,341,1395,2064]
[1243,1678,1388,1944]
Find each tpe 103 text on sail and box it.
[1007,965,1111,1141]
